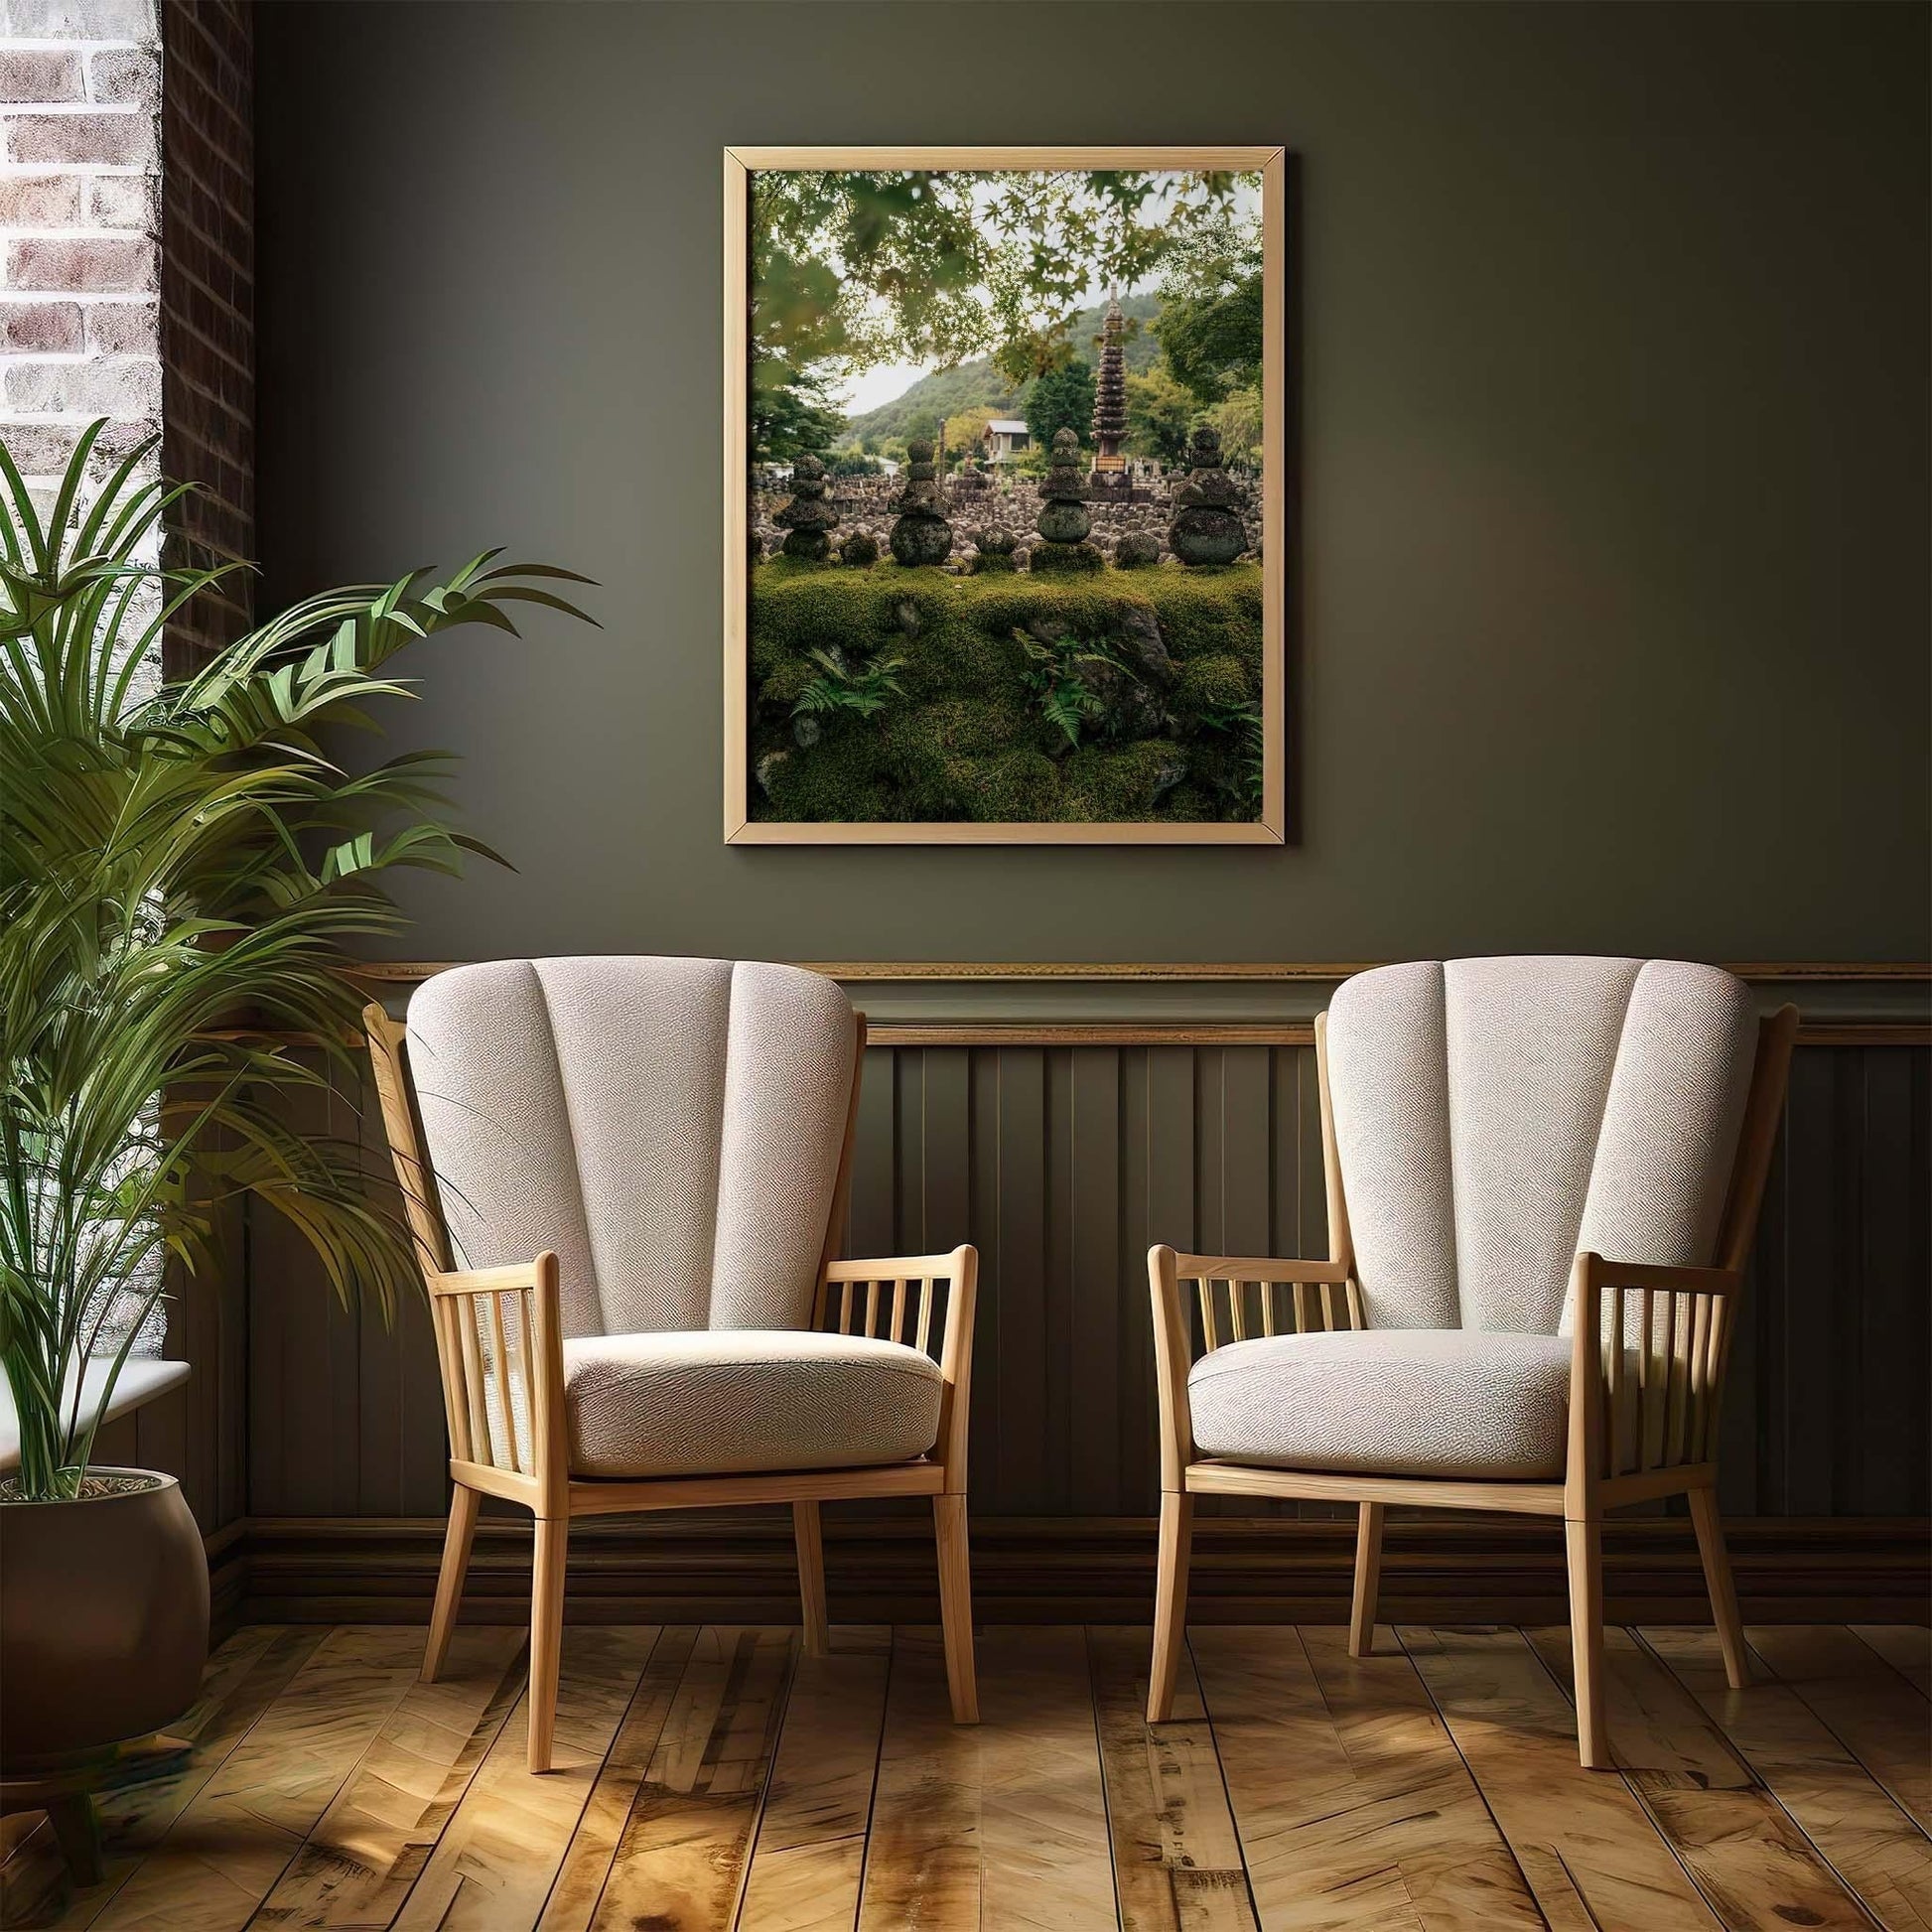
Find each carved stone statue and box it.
[889,438,954,566]
[1167,426,1248,566]
[1032,428,1102,573]
[771,453,839,561]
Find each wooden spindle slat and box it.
[1688,1294,1711,1462]
[890,1278,907,1344]
[1196,1280,1218,1351]
[1607,1288,1626,1477]
[916,1280,934,1354]
[1638,1286,1657,1469]
[1229,1282,1248,1342]
[520,1288,538,1468]
[1345,1280,1366,1329]
[1667,1292,1690,1465]
[517,1288,537,1469]
[1261,1282,1278,1337]
[839,1283,856,1334]
[1659,1289,1674,1463]
[1700,1296,1725,1460]
[459,1303,491,1468]
[435,1299,472,1462]
[483,1292,518,1473]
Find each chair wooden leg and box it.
[1689,1484,1749,1689]
[794,1499,829,1657]
[423,1481,481,1684]
[527,1515,568,1774]
[1565,1515,1611,1768]
[1147,1490,1194,1723]
[1349,1501,1384,1658]
[932,1493,978,1724]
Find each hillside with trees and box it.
[840,294,1162,451]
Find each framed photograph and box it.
[724,146,1287,844]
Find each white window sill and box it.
[0,1359,192,1474]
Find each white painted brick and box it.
[5,107,156,170]
[0,173,83,224]
[82,294,153,351]
[84,44,156,107]
[0,296,80,349]
[7,233,156,291]
[0,45,82,99]
[84,169,153,227]
[6,349,159,414]
[0,416,150,471]
[1,0,157,40]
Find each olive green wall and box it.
[255,1,1930,967]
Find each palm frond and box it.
[0,422,596,1498]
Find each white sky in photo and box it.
[831,171,1262,419]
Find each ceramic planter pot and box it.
[0,1469,208,1770]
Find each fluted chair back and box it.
[1323,956,1760,1335]
[403,956,859,1340]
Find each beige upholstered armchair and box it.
[1148,956,1796,1767]
[363,956,978,1772]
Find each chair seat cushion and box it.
[562,1329,943,1480]
[1188,1328,1576,1478]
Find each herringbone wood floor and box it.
[3,1620,1927,1930]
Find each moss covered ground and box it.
[749,558,1265,823]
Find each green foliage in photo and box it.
[748,559,1264,825]
[1024,363,1099,453]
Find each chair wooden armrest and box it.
[818,1245,977,1491]
[1575,1257,1742,1299]
[1148,1246,1360,1493]
[1566,1251,1745,1497]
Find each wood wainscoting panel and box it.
[243,994,1928,1541]
[228,1515,1932,1633]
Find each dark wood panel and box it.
[231,1040,1929,1526]
[228,1516,1932,1631]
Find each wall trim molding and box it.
[354,959,1932,984]
[216,1514,1931,1633]
[350,961,1932,1044]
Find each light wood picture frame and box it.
[724,146,1289,844]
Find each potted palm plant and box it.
[0,424,591,1772]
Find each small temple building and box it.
[985,418,1032,463]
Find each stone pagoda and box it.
[1090,294,1128,475]
[1032,427,1102,573]
[1167,425,1249,565]
[771,453,838,561]
[889,437,953,566]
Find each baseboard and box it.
[221,1511,1931,1634]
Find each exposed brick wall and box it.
[0,0,252,669]
[0,0,162,491]
[159,0,250,666]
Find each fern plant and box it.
[1198,698,1265,813]
[0,424,594,1500]
[1015,628,1135,750]
[791,644,906,720]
